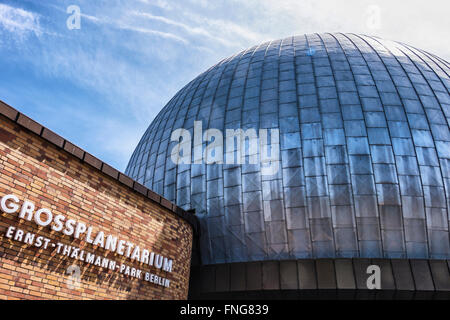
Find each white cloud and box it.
[183,11,267,44]
[224,0,450,60]
[187,0,217,9]
[132,11,209,37]
[0,3,41,37]
[2,0,448,170]
[116,22,188,44]
[81,11,188,44]
[137,0,173,10]
[131,11,237,47]
[129,1,269,49]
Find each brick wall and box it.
[0,110,195,300]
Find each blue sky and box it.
[0,0,448,171]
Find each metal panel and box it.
[429,260,450,291]
[316,259,337,289]
[246,262,262,291]
[353,258,372,290]
[215,264,230,292]
[201,265,216,293]
[280,261,299,290]
[126,33,450,263]
[335,259,356,289]
[410,260,435,291]
[230,263,246,291]
[297,260,317,290]
[391,259,415,291]
[262,261,280,290]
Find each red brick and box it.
[0,112,194,300]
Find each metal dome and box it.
[126,33,450,264]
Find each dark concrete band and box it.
[189,258,450,299]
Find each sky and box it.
[0,0,448,171]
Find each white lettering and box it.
[1,194,19,213]
[34,208,53,227]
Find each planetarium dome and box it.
[126,33,450,264]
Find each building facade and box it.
[0,102,198,299]
[126,33,450,298]
[0,32,449,300]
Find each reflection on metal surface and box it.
[126,33,450,263]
